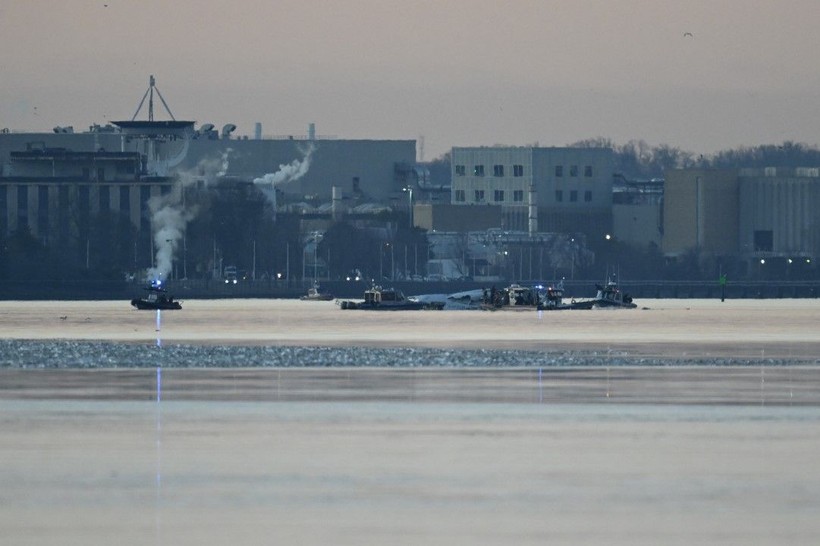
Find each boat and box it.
[130,283,182,310]
[300,284,334,301]
[338,285,444,310]
[568,277,637,309]
[480,284,540,311]
[536,282,576,310]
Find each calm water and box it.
[3,369,820,545]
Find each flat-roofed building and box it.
[450,147,613,238]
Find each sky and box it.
[2,0,819,160]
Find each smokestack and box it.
[254,122,262,140]
[528,184,538,236]
[332,186,343,221]
[308,123,315,141]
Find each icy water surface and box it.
[2,372,820,545]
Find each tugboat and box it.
[338,285,443,310]
[130,282,182,310]
[300,283,334,301]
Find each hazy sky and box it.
[2,0,819,159]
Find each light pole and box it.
[403,186,414,229]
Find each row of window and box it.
[454,189,593,203]
[455,164,594,178]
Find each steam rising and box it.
[146,149,231,281]
[145,143,315,282]
[253,143,316,211]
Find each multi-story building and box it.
[450,147,614,238]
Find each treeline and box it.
[422,140,820,182]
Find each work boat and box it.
[536,282,575,310]
[300,283,334,301]
[571,277,637,309]
[338,285,443,310]
[480,283,540,310]
[130,283,182,310]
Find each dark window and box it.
[494,189,504,202]
[160,185,172,195]
[493,165,504,177]
[99,185,110,211]
[455,189,466,202]
[474,189,485,202]
[555,190,563,202]
[38,185,49,238]
[754,230,773,252]
[120,186,130,215]
[78,186,90,213]
[474,165,485,177]
[97,167,105,181]
[584,165,593,177]
[513,190,524,202]
[584,190,592,202]
[17,185,28,230]
[140,186,151,233]
[513,165,524,177]
[570,165,579,177]
[455,165,466,176]
[555,166,563,177]
[58,186,69,243]
[570,190,578,202]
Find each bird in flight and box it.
[683,32,693,38]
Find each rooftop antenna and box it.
[131,75,176,121]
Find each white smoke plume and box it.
[253,143,316,212]
[145,149,232,281]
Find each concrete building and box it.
[450,147,613,238]
[663,167,820,273]
[662,169,739,256]
[738,167,820,260]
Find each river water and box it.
[2,368,820,546]
[2,299,820,544]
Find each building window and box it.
[38,185,49,238]
[17,185,28,230]
[555,165,563,177]
[494,189,504,202]
[455,189,466,202]
[119,186,130,215]
[513,165,524,177]
[584,165,593,177]
[455,165,466,176]
[584,190,592,202]
[555,190,563,202]
[513,190,524,202]
[474,165,485,177]
[570,165,579,177]
[754,230,773,252]
[570,190,578,202]
[474,189,485,202]
[99,185,110,211]
[493,164,504,177]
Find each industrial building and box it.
[0,122,416,240]
[663,167,820,275]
